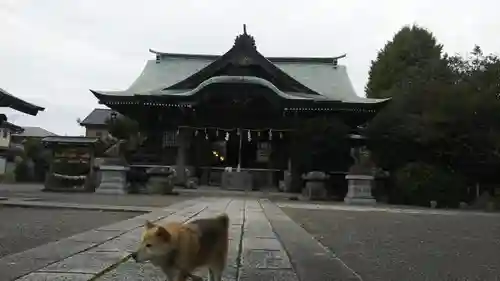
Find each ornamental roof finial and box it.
[233,24,256,50]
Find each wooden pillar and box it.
[290,134,302,193]
[175,130,189,185]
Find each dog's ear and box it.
[156,226,171,241]
[145,220,155,229]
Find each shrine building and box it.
[90,26,389,190]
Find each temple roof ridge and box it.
[149,49,346,64]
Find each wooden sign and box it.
[256,142,271,163]
[163,131,178,147]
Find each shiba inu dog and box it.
[131,213,229,281]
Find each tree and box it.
[104,115,143,160]
[433,46,500,182]
[365,24,450,99]
[365,25,452,171]
[369,42,500,204]
[105,115,139,140]
[22,138,50,182]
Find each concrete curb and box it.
[237,199,299,281]
[277,202,500,217]
[261,199,363,281]
[0,199,157,213]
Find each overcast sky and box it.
[0,0,498,136]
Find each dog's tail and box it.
[217,213,230,229]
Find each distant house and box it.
[0,87,45,175]
[79,108,120,138]
[0,122,23,150]
[11,126,58,144]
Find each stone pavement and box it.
[3,197,360,281]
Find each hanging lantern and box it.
[225,132,229,141]
[205,129,208,140]
[194,129,198,136]
[176,128,180,135]
[269,129,273,141]
[257,131,261,137]
[247,130,252,142]
[216,129,219,137]
[279,132,283,139]
[237,129,240,136]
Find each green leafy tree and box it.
[365,24,500,204]
[369,42,500,203]
[433,46,500,182]
[105,115,139,140]
[365,25,452,170]
[104,115,143,160]
[365,24,450,99]
[22,138,50,182]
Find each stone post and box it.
[344,146,376,205]
[96,164,129,195]
[283,158,293,193]
[302,171,329,200]
[344,174,376,204]
[221,167,252,190]
[147,166,175,194]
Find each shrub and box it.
[14,160,32,182]
[393,162,466,207]
[1,171,16,183]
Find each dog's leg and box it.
[162,267,179,281]
[164,270,174,281]
[189,273,204,281]
[208,267,223,281]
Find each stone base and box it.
[221,171,252,190]
[283,171,292,193]
[96,165,129,195]
[344,174,376,205]
[344,197,376,205]
[147,176,174,194]
[303,181,327,200]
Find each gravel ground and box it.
[282,207,500,281]
[0,206,138,258]
[0,184,189,207]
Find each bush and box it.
[393,162,466,207]
[1,171,16,183]
[15,160,32,182]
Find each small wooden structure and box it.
[42,136,100,192]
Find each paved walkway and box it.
[2,197,359,281]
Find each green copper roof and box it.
[109,54,384,104]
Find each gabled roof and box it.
[80,108,121,126]
[0,121,24,133]
[13,126,57,138]
[92,29,387,104]
[0,88,45,116]
[42,136,99,145]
